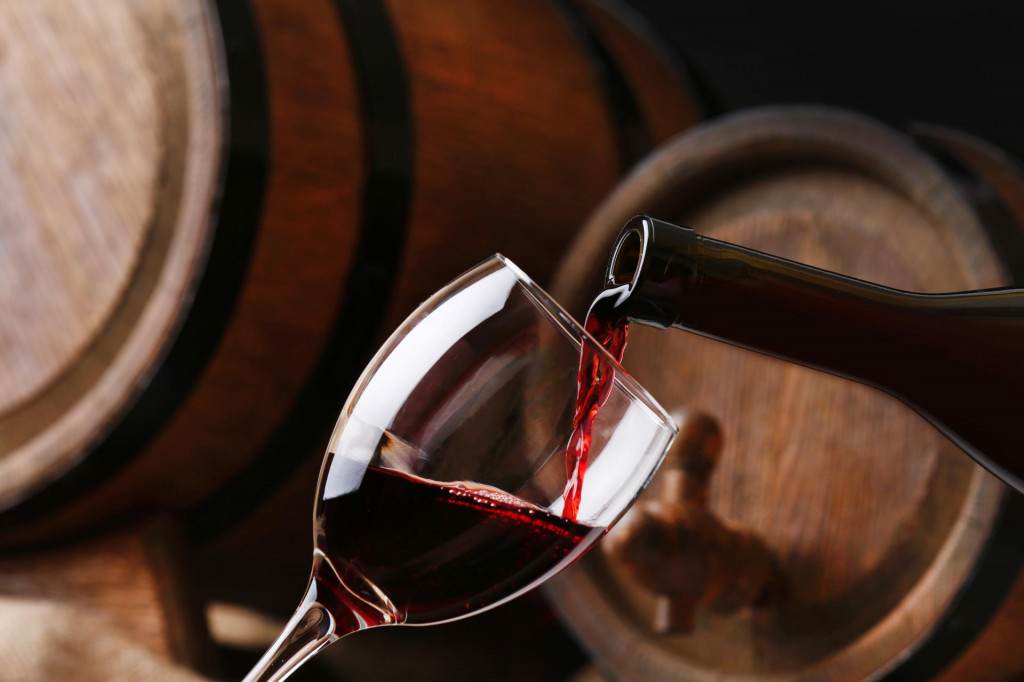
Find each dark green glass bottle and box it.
[605,215,1024,493]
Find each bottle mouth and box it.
[609,225,644,286]
[604,215,699,331]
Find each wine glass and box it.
[243,255,677,682]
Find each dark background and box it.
[629,0,1024,158]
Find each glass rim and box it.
[491,254,678,437]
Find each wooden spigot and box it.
[603,412,785,634]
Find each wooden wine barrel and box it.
[547,107,1024,682]
[0,0,701,545]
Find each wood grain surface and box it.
[0,0,221,516]
[547,107,1018,681]
[0,1,156,414]
[0,0,701,546]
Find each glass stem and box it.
[241,581,348,682]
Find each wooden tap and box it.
[603,412,785,634]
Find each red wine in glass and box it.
[312,284,633,625]
[563,285,630,520]
[242,256,675,682]
[315,454,604,625]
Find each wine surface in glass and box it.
[563,288,629,520]
[315,455,603,625]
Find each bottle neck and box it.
[608,216,957,387]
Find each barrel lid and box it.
[547,107,1009,681]
[0,0,223,507]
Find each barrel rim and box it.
[0,0,255,529]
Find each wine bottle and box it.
[605,215,1024,493]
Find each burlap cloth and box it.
[0,597,209,682]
